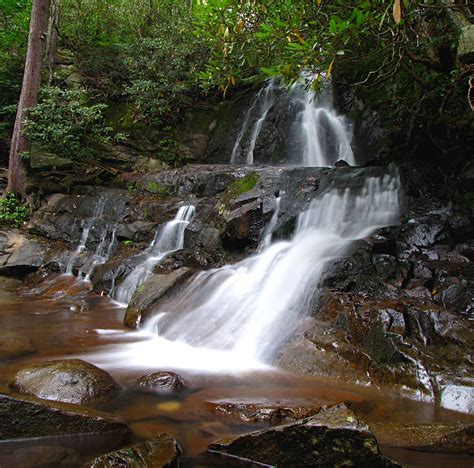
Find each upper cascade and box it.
[230,78,355,167]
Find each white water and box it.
[65,196,107,276]
[259,194,282,251]
[230,78,354,167]
[295,86,355,167]
[113,205,195,305]
[231,78,277,165]
[85,172,400,372]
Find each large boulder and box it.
[124,268,195,328]
[86,433,181,467]
[10,359,120,404]
[0,393,129,440]
[208,403,398,467]
[0,230,45,276]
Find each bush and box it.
[0,192,29,227]
[23,86,126,160]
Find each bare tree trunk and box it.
[46,0,61,84]
[7,0,51,196]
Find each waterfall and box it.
[113,205,195,305]
[83,228,117,281]
[230,78,278,165]
[230,78,354,167]
[65,196,107,276]
[142,172,399,363]
[259,194,282,252]
[294,85,355,167]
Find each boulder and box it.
[208,404,398,467]
[10,359,120,404]
[124,268,195,328]
[86,433,181,467]
[136,371,187,393]
[0,393,129,440]
[0,231,45,276]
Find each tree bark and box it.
[46,0,61,85]
[7,0,51,196]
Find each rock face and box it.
[136,371,187,393]
[10,359,120,404]
[0,230,45,276]
[208,404,398,467]
[124,268,195,328]
[86,433,182,467]
[0,393,129,440]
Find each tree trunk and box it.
[46,0,61,85]
[7,0,51,196]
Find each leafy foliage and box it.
[0,192,30,227]
[23,87,126,159]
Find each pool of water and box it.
[0,275,472,467]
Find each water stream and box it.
[231,79,354,167]
[113,205,195,305]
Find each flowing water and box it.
[231,79,354,167]
[113,205,195,305]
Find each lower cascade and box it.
[88,170,400,371]
[113,205,195,305]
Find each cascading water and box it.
[113,205,195,305]
[65,196,107,277]
[230,78,354,167]
[294,85,355,167]
[85,170,400,372]
[231,78,278,165]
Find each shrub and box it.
[0,192,30,227]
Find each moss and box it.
[223,172,260,203]
[146,181,172,195]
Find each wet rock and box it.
[136,371,187,393]
[372,254,397,282]
[124,267,195,328]
[0,231,45,276]
[205,398,322,424]
[370,421,474,454]
[441,284,471,312]
[86,433,181,467]
[10,359,120,404]
[0,393,129,440]
[13,445,80,467]
[208,403,398,467]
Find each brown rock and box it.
[10,359,120,404]
[136,371,187,393]
[0,393,129,440]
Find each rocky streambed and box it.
[0,160,473,466]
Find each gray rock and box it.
[208,403,398,467]
[441,284,471,312]
[0,231,45,275]
[10,359,120,404]
[124,268,195,328]
[0,393,129,440]
[86,433,181,467]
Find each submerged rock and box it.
[0,230,45,276]
[0,393,129,440]
[370,421,474,454]
[0,336,36,360]
[10,359,120,404]
[204,397,322,424]
[136,371,187,393]
[124,268,195,328]
[208,403,398,467]
[86,433,181,467]
[12,445,80,467]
